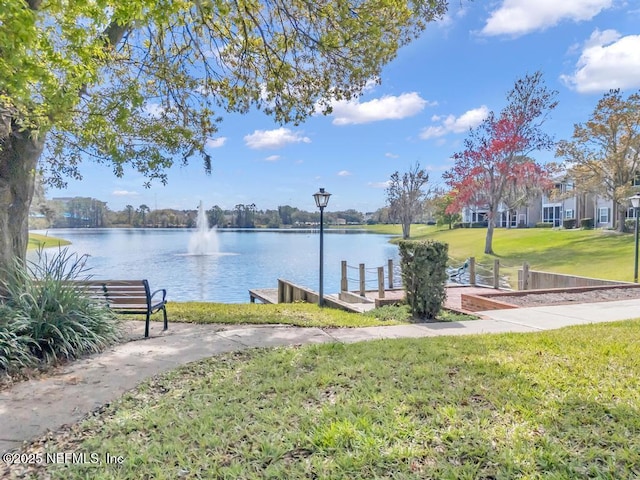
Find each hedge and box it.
[398,240,448,320]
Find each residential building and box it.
[460,178,623,229]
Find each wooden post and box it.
[388,259,394,289]
[378,267,385,299]
[469,257,476,286]
[341,261,348,292]
[493,259,500,289]
[522,262,530,290]
[277,279,284,303]
[359,263,366,296]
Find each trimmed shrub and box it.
[398,240,448,320]
[563,218,577,229]
[452,222,488,229]
[625,219,636,232]
[0,249,122,365]
[535,222,554,228]
[580,218,594,229]
[468,221,488,228]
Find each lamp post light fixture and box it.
[313,188,331,306]
[630,193,640,283]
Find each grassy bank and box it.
[31,320,640,479]
[157,302,473,328]
[28,233,70,250]
[363,224,636,284]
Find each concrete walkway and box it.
[2,299,640,455]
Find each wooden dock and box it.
[249,288,279,304]
[249,283,499,313]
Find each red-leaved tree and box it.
[443,72,557,254]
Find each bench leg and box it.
[162,306,168,331]
[145,312,150,338]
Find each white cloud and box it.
[438,4,468,29]
[337,170,352,176]
[112,190,139,197]
[265,155,280,162]
[561,30,640,93]
[368,181,391,189]
[419,106,489,139]
[481,0,612,37]
[206,137,227,148]
[385,152,399,159]
[244,128,311,149]
[331,92,433,125]
[362,78,380,93]
[144,103,164,118]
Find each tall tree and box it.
[0,0,447,275]
[234,204,245,228]
[125,205,134,225]
[443,72,557,254]
[432,191,461,229]
[138,204,150,228]
[278,205,297,225]
[207,205,225,228]
[386,162,430,239]
[556,89,640,232]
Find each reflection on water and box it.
[30,228,399,303]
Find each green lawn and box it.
[35,321,640,479]
[27,232,70,250]
[155,302,474,328]
[363,224,638,284]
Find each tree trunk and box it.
[616,201,627,233]
[402,220,411,239]
[484,221,495,254]
[0,124,45,275]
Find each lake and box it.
[30,228,400,303]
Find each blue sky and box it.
[49,0,640,213]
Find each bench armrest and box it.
[150,288,167,306]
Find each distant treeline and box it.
[28,197,396,229]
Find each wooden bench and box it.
[81,280,168,338]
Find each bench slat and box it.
[103,292,148,299]
[81,280,146,287]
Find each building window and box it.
[598,207,610,224]
[565,209,574,219]
[632,172,640,187]
[543,206,562,227]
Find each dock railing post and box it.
[469,257,476,286]
[493,259,500,289]
[388,259,394,289]
[341,261,348,292]
[359,263,366,296]
[277,279,284,303]
[522,262,530,290]
[378,267,385,299]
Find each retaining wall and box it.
[518,270,630,290]
[461,283,640,312]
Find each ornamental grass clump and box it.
[0,249,121,368]
[398,240,448,319]
[0,305,35,372]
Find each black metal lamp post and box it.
[630,193,640,283]
[313,188,331,306]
